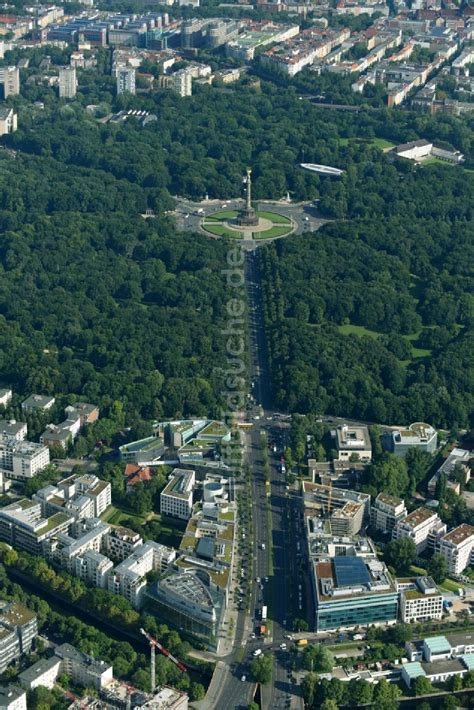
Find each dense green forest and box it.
[0,45,472,426]
[258,163,474,426]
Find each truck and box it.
[297,639,308,647]
[261,606,268,622]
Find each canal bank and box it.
[6,566,212,687]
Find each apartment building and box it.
[428,448,471,496]
[0,435,50,481]
[105,526,143,561]
[18,657,61,690]
[0,686,26,710]
[160,469,195,520]
[116,66,136,94]
[329,501,365,536]
[48,520,110,572]
[302,481,370,534]
[438,524,474,575]
[108,541,176,607]
[0,388,12,408]
[0,420,27,441]
[34,475,111,519]
[0,66,19,97]
[0,601,37,674]
[0,499,71,555]
[392,507,446,552]
[398,576,443,623]
[0,627,20,674]
[64,402,99,426]
[0,107,16,135]
[58,66,76,98]
[333,424,372,462]
[74,550,113,588]
[54,643,113,689]
[370,493,407,534]
[21,394,55,413]
[159,69,193,97]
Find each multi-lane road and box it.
[212,251,305,709]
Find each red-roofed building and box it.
[124,464,154,490]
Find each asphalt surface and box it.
[212,252,304,709]
[174,197,329,245]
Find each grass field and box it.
[439,578,464,594]
[102,505,147,526]
[338,324,432,361]
[254,225,293,239]
[203,222,243,238]
[205,210,239,221]
[338,137,395,150]
[338,324,380,338]
[203,209,293,240]
[256,211,291,224]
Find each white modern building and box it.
[385,422,438,458]
[0,389,12,408]
[0,499,72,555]
[108,541,176,607]
[0,107,16,136]
[392,507,446,552]
[105,526,143,561]
[438,524,474,575]
[34,474,111,519]
[0,686,27,710]
[370,493,407,534]
[116,66,136,94]
[0,435,50,481]
[160,469,195,520]
[21,394,55,413]
[74,550,113,588]
[54,643,113,689]
[332,424,372,462]
[59,66,76,98]
[19,657,61,690]
[398,576,443,623]
[0,67,19,97]
[428,448,471,496]
[0,420,27,441]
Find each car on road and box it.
[280,643,287,650]
[241,674,246,682]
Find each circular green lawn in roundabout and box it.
[202,209,294,240]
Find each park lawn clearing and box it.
[439,578,464,594]
[206,210,239,221]
[338,324,432,361]
[338,324,380,338]
[254,225,292,239]
[256,211,291,224]
[203,223,243,239]
[101,504,148,526]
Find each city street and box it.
[209,251,304,709]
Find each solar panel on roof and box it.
[333,556,370,587]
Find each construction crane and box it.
[140,628,188,692]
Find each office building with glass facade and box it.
[314,555,398,631]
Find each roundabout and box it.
[202,209,294,240]
[202,168,295,241]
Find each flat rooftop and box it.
[399,507,435,529]
[377,492,403,507]
[0,600,36,626]
[441,523,474,546]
